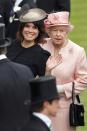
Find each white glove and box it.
[56,85,64,93]
[13,6,21,12]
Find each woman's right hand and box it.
[45,54,62,74]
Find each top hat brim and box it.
[0,38,11,48]
[31,94,59,105]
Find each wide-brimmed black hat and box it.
[19,8,47,23]
[0,23,11,47]
[29,76,59,105]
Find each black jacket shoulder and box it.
[35,44,51,57]
[22,115,50,131]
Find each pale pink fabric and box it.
[40,38,87,131]
[44,12,70,28]
[51,108,76,131]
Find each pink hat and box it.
[44,11,73,30]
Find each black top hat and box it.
[29,76,59,105]
[19,8,47,23]
[0,23,11,48]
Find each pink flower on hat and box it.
[44,11,70,28]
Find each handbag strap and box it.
[76,95,80,103]
[72,82,80,103]
[72,82,75,103]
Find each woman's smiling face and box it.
[22,23,39,42]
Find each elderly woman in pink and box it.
[41,11,87,131]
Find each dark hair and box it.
[17,20,46,43]
[30,98,58,113]
[0,47,6,54]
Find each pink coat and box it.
[41,38,87,131]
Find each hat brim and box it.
[19,8,47,23]
[46,24,74,32]
[0,38,11,47]
[31,95,59,105]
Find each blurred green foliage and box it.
[70,0,87,131]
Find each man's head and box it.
[29,75,59,117]
[31,98,59,117]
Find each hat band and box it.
[44,19,69,28]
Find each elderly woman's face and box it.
[22,23,39,42]
[48,26,69,46]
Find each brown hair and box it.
[17,21,46,44]
[0,47,6,54]
[30,98,58,113]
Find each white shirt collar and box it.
[0,14,2,18]
[0,54,7,60]
[33,112,52,128]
